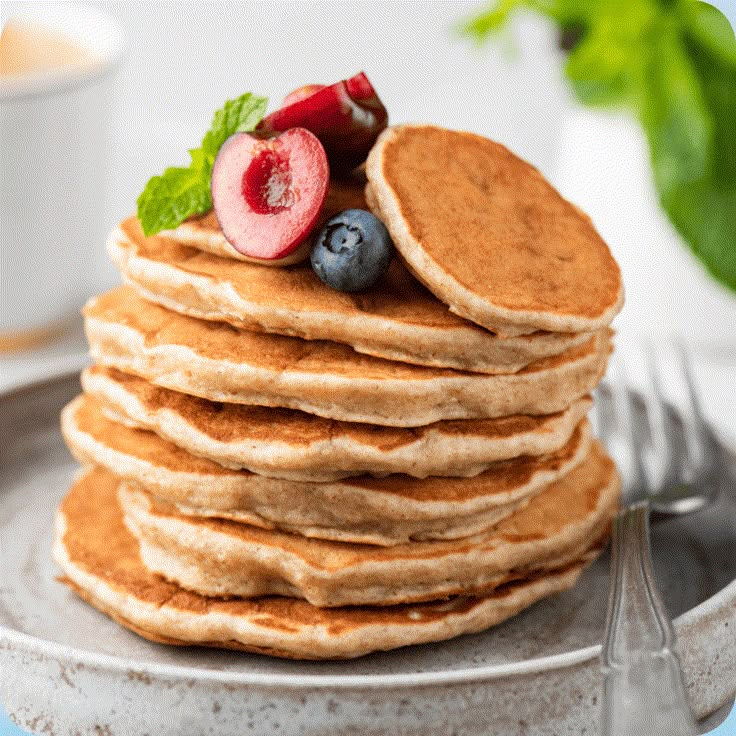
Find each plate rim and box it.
[1,366,734,690]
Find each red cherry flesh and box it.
[211,127,329,260]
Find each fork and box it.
[595,344,723,736]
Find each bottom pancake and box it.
[54,468,600,660]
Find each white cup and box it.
[0,2,124,348]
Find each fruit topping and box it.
[211,127,329,261]
[258,72,388,176]
[311,209,393,291]
[282,84,326,107]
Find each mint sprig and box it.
[461,0,736,292]
[137,92,268,236]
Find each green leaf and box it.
[136,167,211,237]
[664,183,736,291]
[680,0,736,62]
[564,0,657,106]
[638,18,712,196]
[660,15,736,289]
[565,27,635,105]
[188,147,208,172]
[683,9,736,186]
[461,0,529,41]
[460,0,590,40]
[136,92,267,236]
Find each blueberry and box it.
[311,209,393,292]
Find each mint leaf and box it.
[662,13,736,290]
[665,183,736,291]
[682,1,736,62]
[137,167,211,236]
[136,92,268,236]
[565,26,636,105]
[638,19,712,196]
[461,0,527,40]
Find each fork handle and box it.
[601,502,697,736]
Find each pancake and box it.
[120,442,618,607]
[366,125,624,336]
[108,217,590,374]
[62,393,593,545]
[83,287,611,426]
[54,467,597,659]
[80,366,594,481]
[164,177,367,263]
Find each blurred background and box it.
[1,0,736,439]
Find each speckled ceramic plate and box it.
[1,368,734,736]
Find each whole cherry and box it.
[258,72,388,176]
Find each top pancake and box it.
[166,177,367,262]
[109,214,588,375]
[366,125,624,336]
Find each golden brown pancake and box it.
[54,467,599,659]
[119,442,618,607]
[83,287,611,426]
[169,177,367,264]
[80,365,594,481]
[366,125,624,336]
[62,393,593,545]
[109,216,590,374]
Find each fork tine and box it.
[677,342,709,438]
[676,342,719,480]
[642,341,676,489]
[605,353,648,494]
[621,354,649,493]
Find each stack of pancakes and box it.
[55,125,623,660]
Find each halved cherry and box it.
[211,128,329,261]
[258,72,388,176]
